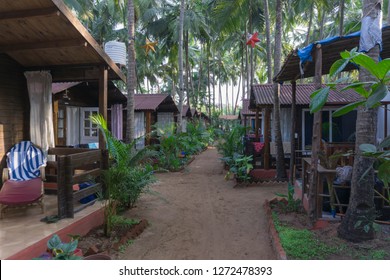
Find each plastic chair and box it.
[0,141,46,218]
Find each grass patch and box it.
[272,212,339,259]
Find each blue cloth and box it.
[298,31,361,67]
[6,141,45,181]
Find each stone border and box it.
[263,199,288,260]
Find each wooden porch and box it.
[0,147,109,260]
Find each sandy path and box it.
[120,147,287,260]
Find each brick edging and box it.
[263,199,288,260]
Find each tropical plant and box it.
[46,234,82,260]
[90,114,156,236]
[222,153,253,182]
[308,1,386,241]
[216,124,247,158]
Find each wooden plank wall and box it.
[0,54,29,172]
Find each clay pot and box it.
[83,253,112,260]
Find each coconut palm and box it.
[337,0,383,242]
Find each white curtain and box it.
[24,71,55,156]
[111,104,123,140]
[271,108,292,142]
[66,107,80,146]
[134,112,145,149]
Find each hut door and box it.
[57,107,66,146]
[80,107,99,145]
[157,112,174,129]
[134,112,145,149]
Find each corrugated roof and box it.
[181,105,191,117]
[240,99,255,115]
[250,83,361,108]
[52,82,81,94]
[219,115,239,120]
[274,26,390,82]
[190,108,197,116]
[134,94,178,111]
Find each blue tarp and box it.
[297,31,361,73]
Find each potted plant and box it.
[45,234,83,260]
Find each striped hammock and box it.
[6,141,46,181]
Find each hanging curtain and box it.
[111,104,123,140]
[66,107,80,146]
[24,71,55,156]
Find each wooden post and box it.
[145,111,152,146]
[98,66,108,149]
[264,107,271,169]
[385,104,388,138]
[308,44,323,221]
[289,81,297,185]
[255,108,260,139]
[53,100,59,146]
[57,155,66,219]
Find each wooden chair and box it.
[0,141,46,218]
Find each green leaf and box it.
[376,59,390,80]
[378,161,390,186]
[359,144,377,153]
[354,220,362,229]
[310,86,330,113]
[352,53,380,79]
[47,234,62,250]
[329,59,350,78]
[332,100,365,117]
[366,83,388,108]
[379,136,390,149]
[341,82,372,98]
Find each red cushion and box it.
[0,178,42,205]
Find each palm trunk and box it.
[185,31,190,107]
[126,0,136,142]
[273,0,287,180]
[263,0,272,83]
[339,0,345,36]
[234,76,241,115]
[338,0,382,242]
[305,3,314,45]
[177,0,185,134]
[207,43,211,119]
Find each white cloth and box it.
[24,71,55,156]
[359,12,382,52]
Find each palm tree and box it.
[337,0,383,242]
[126,0,136,142]
[273,0,287,180]
[177,0,185,133]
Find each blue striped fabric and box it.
[6,141,46,181]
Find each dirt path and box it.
[120,147,287,260]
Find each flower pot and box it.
[83,253,112,260]
[74,248,83,257]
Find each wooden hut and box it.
[52,81,126,147]
[127,94,178,148]
[0,0,125,218]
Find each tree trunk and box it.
[305,2,314,45]
[207,43,211,119]
[338,0,382,242]
[234,76,241,115]
[177,0,185,134]
[308,45,323,222]
[339,0,345,36]
[185,30,190,107]
[263,0,272,83]
[273,0,287,180]
[241,41,246,101]
[126,0,136,142]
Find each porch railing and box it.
[47,148,109,218]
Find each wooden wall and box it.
[0,54,29,172]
